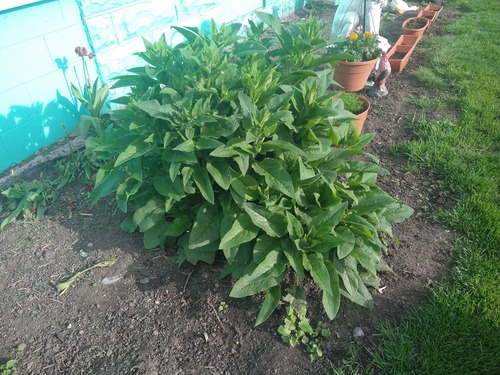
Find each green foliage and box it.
[327,31,382,62]
[338,92,364,114]
[278,286,330,360]
[86,15,412,326]
[0,359,16,375]
[0,153,99,230]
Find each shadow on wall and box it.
[0,101,78,175]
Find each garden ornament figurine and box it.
[368,51,391,97]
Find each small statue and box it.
[368,51,391,98]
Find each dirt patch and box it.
[0,3,457,374]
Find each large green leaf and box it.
[193,167,215,204]
[253,158,295,198]
[91,163,125,205]
[253,234,281,263]
[336,227,356,259]
[219,213,259,250]
[206,160,232,190]
[188,203,221,249]
[309,202,347,233]
[305,254,340,319]
[143,219,170,249]
[355,193,396,215]
[255,285,281,327]
[229,250,285,298]
[242,202,287,237]
[283,241,305,282]
[134,100,174,120]
[383,202,414,223]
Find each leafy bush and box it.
[86,13,412,325]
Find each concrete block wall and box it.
[0,0,97,174]
[0,0,307,174]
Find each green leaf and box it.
[114,136,155,167]
[306,255,340,319]
[383,202,414,223]
[134,100,174,120]
[309,202,347,233]
[255,285,281,326]
[339,160,389,174]
[192,167,214,204]
[260,140,306,157]
[283,242,305,282]
[336,227,356,259]
[153,175,184,201]
[206,160,232,190]
[253,235,282,263]
[91,163,125,205]
[188,203,221,249]
[234,40,268,57]
[242,202,287,237]
[229,250,285,298]
[143,219,170,249]
[219,214,259,250]
[165,215,191,237]
[253,158,295,198]
[355,193,396,214]
[285,211,304,239]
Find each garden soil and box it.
[0,2,457,374]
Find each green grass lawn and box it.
[330,1,500,374]
[371,1,500,374]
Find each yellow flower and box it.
[364,31,373,38]
[349,32,359,41]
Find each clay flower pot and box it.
[417,10,438,28]
[402,17,430,38]
[333,57,379,92]
[387,45,415,73]
[386,34,420,72]
[424,4,443,17]
[352,96,370,134]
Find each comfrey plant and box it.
[86,14,412,332]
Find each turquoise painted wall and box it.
[0,0,308,175]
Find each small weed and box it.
[278,287,330,361]
[217,301,229,313]
[0,359,16,375]
[329,346,374,375]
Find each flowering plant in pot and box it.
[328,32,382,92]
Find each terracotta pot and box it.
[424,4,443,16]
[402,17,429,38]
[396,34,422,47]
[387,44,415,73]
[333,58,379,92]
[352,96,370,134]
[417,10,438,28]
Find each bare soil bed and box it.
[0,3,457,374]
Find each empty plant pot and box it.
[396,34,422,47]
[402,17,430,38]
[417,10,438,28]
[387,44,415,73]
[424,4,443,16]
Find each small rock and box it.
[139,277,149,284]
[43,250,55,259]
[79,250,89,258]
[353,326,364,338]
[87,242,94,247]
[17,343,26,351]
